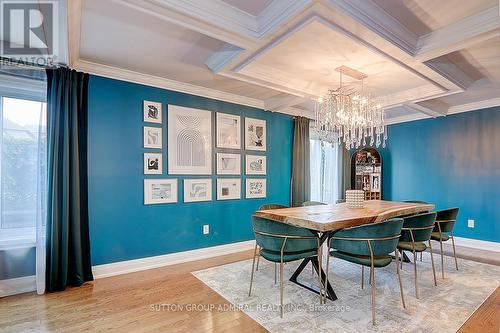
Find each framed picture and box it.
[245,117,266,151]
[246,178,266,198]
[246,155,266,175]
[144,179,177,204]
[144,153,162,174]
[216,113,241,149]
[216,153,241,175]
[216,178,241,200]
[370,173,381,192]
[144,126,162,149]
[184,179,212,203]
[168,105,212,174]
[143,100,162,124]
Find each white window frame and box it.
[0,74,46,249]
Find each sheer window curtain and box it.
[310,139,340,204]
[36,105,47,294]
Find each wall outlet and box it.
[467,219,475,228]
[203,224,210,235]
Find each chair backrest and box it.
[400,212,437,243]
[252,216,318,253]
[330,218,403,257]
[302,201,326,206]
[336,199,346,204]
[434,208,459,233]
[258,204,288,210]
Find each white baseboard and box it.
[92,240,256,279]
[453,236,500,252]
[0,275,36,297]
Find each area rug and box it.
[192,252,500,332]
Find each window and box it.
[310,139,340,204]
[0,97,46,243]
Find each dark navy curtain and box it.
[45,67,93,291]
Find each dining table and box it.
[254,200,435,301]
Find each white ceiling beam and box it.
[416,6,500,61]
[403,102,446,118]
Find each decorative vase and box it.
[346,190,365,208]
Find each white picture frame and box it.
[245,155,266,175]
[168,105,212,174]
[144,153,162,174]
[183,179,212,203]
[143,100,162,124]
[144,179,177,204]
[217,153,241,175]
[216,178,241,200]
[144,126,162,149]
[216,113,241,149]
[245,117,266,151]
[370,173,381,192]
[245,178,266,198]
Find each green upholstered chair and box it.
[249,216,323,318]
[397,212,438,298]
[431,208,460,278]
[326,219,405,325]
[255,204,289,272]
[302,201,326,206]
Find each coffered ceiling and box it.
[67,0,500,123]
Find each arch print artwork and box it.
[168,105,212,174]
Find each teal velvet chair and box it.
[249,216,323,318]
[326,218,405,325]
[431,208,460,278]
[302,201,326,206]
[255,204,289,272]
[397,212,438,298]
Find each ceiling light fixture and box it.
[313,66,387,149]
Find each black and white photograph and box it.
[143,100,162,124]
[245,178,266,198]
[370,173,381,192]
[216,113,241,149]
[183,179,212,203]
[245,117,266,151]
[216,178,241,200]
[143,126,162,149]
[216,153,241,175]
[245,155,266,175]
[144,179,177,204]
[144,153,162,174]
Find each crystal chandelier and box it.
[314,67,387,149]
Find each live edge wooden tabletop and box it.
[254,200,435,233]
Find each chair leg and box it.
[274,262,277,285]
[370,266,376,325]
[420,251,423,262]
[439,238,445,279]
[256,246,260,271]
[279,260,284,318]
[248,244,258,296]
[413,250,419,299]
[451,234,459,271]
[395,248,406,309]
[361,266,364,290]
[428,240,437,286]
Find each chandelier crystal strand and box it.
[314,69,387,148]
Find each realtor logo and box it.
[1,0,58,65]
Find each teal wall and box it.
[88,75,294,265]
[383,106,500,242]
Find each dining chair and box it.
[396,212,438,298]
[336,199,346,203]
[302,201,326,206]
[431,208,460,278]
[326,218,405,325]
[255,204,289,273]
[249,216,324,318]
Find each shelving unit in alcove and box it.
[350,148,382,200]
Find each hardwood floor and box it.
[0,247,498,333]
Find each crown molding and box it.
[385,112,430,125]
[416,6,500,61]
[403,102,446,118]
[73,59,265,109]
[66,0,82,66]
[328,0,418,55]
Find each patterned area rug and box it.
[192,252,500,332]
